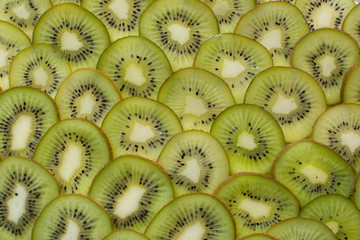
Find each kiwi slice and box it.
[101,96,183,161]
[32,194,112,240]
[238,233,276,240]
[295,0,355,31]
[342,4,360,47]
[33,3,111,70]
[299,194,360,240]
[312,103,360,171]
[97,36,172,100]
[144,193,236,240]
[215,173,299,238]
[210,104,285,174]
[81,0,154,42]
[103,230,150,240]
[234,1,309,66]
[193,33,273,103]
[199,0,256,33]
[271,140,356,207]
[52,0,81,6]
[55,68,122,127]
[32,118,111,195]
[291,28,360,105]
[353,171,360,209]
[0,21,31,91]
[0,0,52,40]
[9,43,71,98]
[256,0,295,4]
[244,66,327,143]
[157,130,229,196]
[157,67,235,132]
[89,155,174,232]
[139,0,219,71]
[0,86,59,158]
[0,156,59,240]
[266,217,337,240]
[341,62,360,104]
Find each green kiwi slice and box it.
[157,130,229,196]
[139,0,219,71]
[193,33,273,103]
[55,68,122,127]
[353,171,360,209]
[295,0,355,31]
[244,66,327,143]
[101,96,183,161]
[157,67,235,132]
[52,0,81,6]
[291,28,360,105]
[214,173,299,238]
[271,140,356,207]
[256,0,295,4]
[341,62,360,104]
[266,217,337,240]
[81,0,154,42]
[89,155,174,232]
[103,230,150,240]
[144,193,236,240]
[239,233,276,240]
[32,118,111,195]
[0,156,59,240]
[0,21,31,91]
[234,1,309,66]
[0,86,59,158]
[312,103,360,171]
[97,36,172,100]
[33,3,111,70]
[199,0,256,33]
[342,4,360,47]
[0,0,52,40]
[299,194,360,240]
[32,194,112,240]
[9,43,71,98]
[210,104,285,174]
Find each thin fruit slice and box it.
[101,96,183,161]
[353,171,360,209]
[103,230,150,240]
[312,103,360,171]
[0,156,59,240]
[157,130,229,196]
[157,67,235,132]
[9,43,71,98]
[139,0,219,71]
[89,155,174,233]
[33,3,111,70]
[54,68,122,127]
[194,33,273,103]
[0,86,59,158]
[239,233,276,240]
[52,0,81,5]
[341,62,360,104]
[210,104,285,174]
[33,118,111,195]
[97,36,172,100]
[144,193,236,240]
[256,0,295,4]
[214,173,300,238]
[244,66,327,143]
[271,140,356,206]
[342,4,360,47]
[291,28,360,105]
[32,194,112,240]
[234,1,309,66]
[300,194,360,240]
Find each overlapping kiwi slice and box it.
[104,230,150,240]
[342,3,360,46]
[32,194,113,240]
[0,156,60,240]
[144,193,236,240]
[341,62,360,104]
[239,233,276,240]
[139,0,219,71]
[194,33,273,103]
[89,155,174,232]
[52,0,81,6]
[234,1,309,66]
[33,118,111,195]
[353,171,360,209]
[33,3,111,70]
[97,36,172,100]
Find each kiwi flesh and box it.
[89,155,174,232]
[353,171,360,209]
[342,3,360,47]
[0,156,60,240]
[238,233,276,240]
[341,62,360,104]
[103,229,150,240]
[52,0,81,6]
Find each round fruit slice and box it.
[342,4,360,47]
[239,233,276,240]
[33,118,111,195]
[103,230,150,240]
[101,96,183,161]
[210,104,285,174]
[341,62,360,104]
[144,193,236,240]
[89,155,174,233]
[32,194,112,240]
[0,156,59,240]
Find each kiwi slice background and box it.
[103,229,151,240]
[238,233,277,240]
[341,62,360,104]
[342,3,360,47]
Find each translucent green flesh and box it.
[342,63,360,104]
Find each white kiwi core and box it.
[61,220,80,240]
[239,198,273,219]
[168,23,191,45]
[7,184,27,224]
[319,56,336,77]
[183,95,207,116]
[176,222,206,240]
[130,122,154,143]
[221,59,245,79]
[237,131,257,150]
[33,67,49,87]
[212,0,229,17]
[114,185,147,219]
[260,29,282,50]
[271,95,297,115]
[124,64,146,86]
[312,5,334,29]
[180,158,201,184]
[12,3,30,20]
[300,165,329,184]
[341,132,360,154]
[61,31,83,51]
[0,49,9,68]
[10,114,34,151]
[77,92,97,115]
[58,143,83,182]
[326,221,339,234]
[109,0,129,20]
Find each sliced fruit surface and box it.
[353,171,360,209]
[342,3,360,47]
[52,0,81,5]
[341,62,360,104]
[103,229,150,240]
[239,233,276,240]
